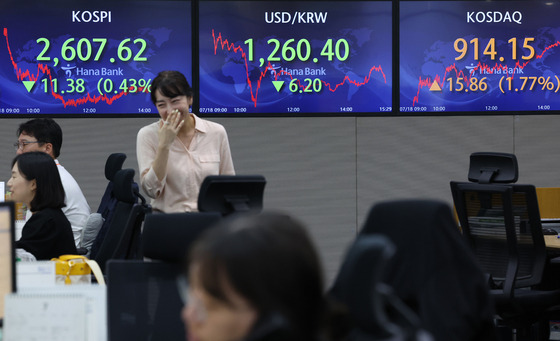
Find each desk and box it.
[536,187,560,219]
[537,188,560,250]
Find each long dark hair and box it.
[150,70,193,104]
[12,151,65,212]
[188,212,325,340]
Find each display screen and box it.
[400,1,560,114]
[4,0,557,117]
[0,0,191,115]
[198,0,392,115]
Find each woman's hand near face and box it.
[158,109,185,148]
[151,109,185,182]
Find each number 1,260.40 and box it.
[244,38,350,63]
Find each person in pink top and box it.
[137,70,235,213]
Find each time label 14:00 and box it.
[36,37,148,65]
[243,38,350,65]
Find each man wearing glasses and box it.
[15,118,91,247]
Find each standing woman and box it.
[137,70,235,213]
[9,152,77,260]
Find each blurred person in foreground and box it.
[180,212,327,341]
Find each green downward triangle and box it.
[23,81,35,92]
[272,80,284,92]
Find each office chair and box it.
[359,199,496,341]
[451,152,560,340]
[92,168,148,273]
[106,212,222,341]
[97,153,127,219]
[329,234,432,341]
[77,153,128,256]
[89,153,129,258]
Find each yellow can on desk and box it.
[52,255,92,285]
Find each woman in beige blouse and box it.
[136,71,235,213]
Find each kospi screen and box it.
[0,0,191,116]
[400,1,560,114]
[198,1,392,115]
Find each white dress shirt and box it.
[55,160,91,247]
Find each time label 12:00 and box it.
[35,37,148,66]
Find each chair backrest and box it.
[112,194,151,261]
[107,260,185,341]
[329,234,426,340]
[359,199,495,341]
[142,212,222,263]
[451,181,547,293]
[97,153,127,218]
[92,169,143,272]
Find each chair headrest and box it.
[330,235,397,334]
[105,153,127,181]
[142,212,222,262]
[112,169,137,204]
[468,152,518,184]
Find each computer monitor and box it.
[198,175,266,216]
[0,202,16,324]
[468,152,518,184]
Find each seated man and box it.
[15,118,91,247]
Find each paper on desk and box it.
[5,285,107,341]
[16,261,55,288]
[3,293,87,341]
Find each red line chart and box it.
[412,40,560,106]
[3,28,148,108]
[211,29,387,108]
